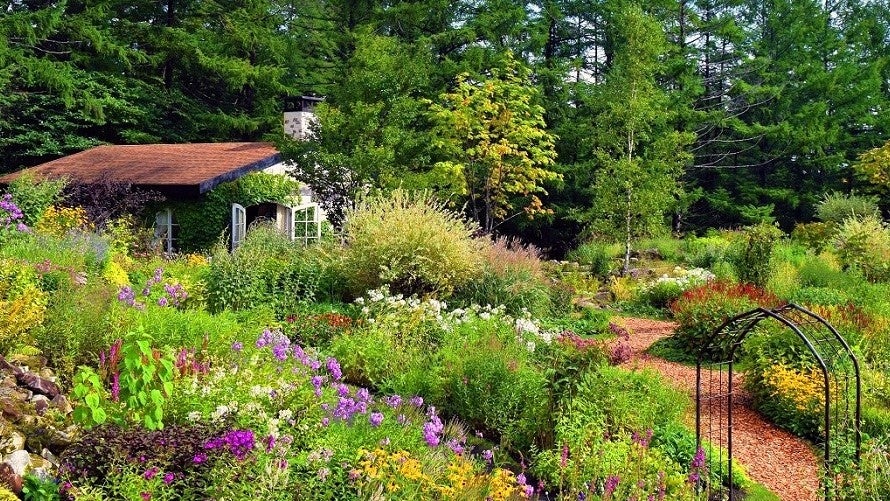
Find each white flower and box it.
[187,411,202,422]
[211,405,230,421]
[278,409,293,421]
[354,297,365,305]
[526,341,536,352]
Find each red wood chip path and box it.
[618,317,822,501]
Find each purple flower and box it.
[605,475,620,495]
[524,485,534,497]
[111,373,120,402]
[691,447,706,468]
[273,342,289,362]
[447,438,464,455]
[384,395,402,408]
[157,296,169,307]
[356,388,371,402]
[397,414,407,425]
[517,473,527,485]
[231,341,243,352]
[163,472,175,485]
[144,467,159,480]
[193,452,207,464]
[410,396,424,407]
[482,449,493,463]
[321,417,330,427]
[326,357,342,380]
[265,434,276,451]
[422,414,444,447]
[336,384,350,397]
[369,412,384,427]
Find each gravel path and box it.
[618,317,822,501]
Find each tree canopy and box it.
[3,0,890,253]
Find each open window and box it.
[154,208,178,253]
[231,203,246,250]
[292,203,321,245]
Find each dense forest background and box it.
[3,0,890,254]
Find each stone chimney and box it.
[283,95,323,140]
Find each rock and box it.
[2,450,30,477]
[0,399,22,422]
[0,357,20,376]
[38,369,56,382]
[39,449,58,468]
[0,431,24,455]
[6,354,46,371]
[594,290,612,302]
[50,394,73,415]
[25,454,53,477]
[0,463,21,494]
[15,372,60,399]
[30,395,49,416]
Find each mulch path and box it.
[617,317,822,501]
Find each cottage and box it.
[0,96,324,252]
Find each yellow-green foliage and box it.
[0,258,48,352]
[0,487,19,501]
[342,190,483,297]
[102,255,132,287]
[35,205,90,236]
[767,261,800,299]
[833,215,890,282]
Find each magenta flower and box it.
[163,472,175,485]
[605,475,620,495]
[144,467,159,480]
[193,452,207,464]
[482,449,493,463]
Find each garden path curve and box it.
[619,317,821,501]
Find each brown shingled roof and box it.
[0,142,282,195]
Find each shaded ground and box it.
[618,317,821,501]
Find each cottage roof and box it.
[0,142,282,196]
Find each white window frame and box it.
[291,202,321,245]
[155,208,176,253]
[232,203,246,250]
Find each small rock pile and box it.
[0,354,76,495]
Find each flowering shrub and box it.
[0,258,48,352]
[354,448,526,499]
[341,189,484,297]
[34,205,91,237]
[750,364,825,438]
[118,268,190,310]
[637,266,715,309]
[833,215,890,282]
[670,281,782,360]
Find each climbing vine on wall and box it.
[162,172,301,252]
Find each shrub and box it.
[34,205,91,237]
[637,267,715,310]
[682,235,732,268]
[791,221,833,251]
[453,237,554,317]
[566,241,615,278]
[796,252,852,288]
[0,258,48,353]
[767,261,800,299]
[206,222,325,314]
[733,222,783,287]
[816,191,880,224]
[5,173,66,225]
[434,324,549,453]
[833,215,890,282]
[835,438,890,500]
[341,190,483,297]
[670,282,782,360]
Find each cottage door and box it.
[231,203,246,249]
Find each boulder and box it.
[0,463,21,494]
[0,431,24,456]
[2,450,30,477]
[15,372,60,399]
[50,395,73,415]
[30,395,49,416]
[0,398,23,422]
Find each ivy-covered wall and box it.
[162,172,302,252]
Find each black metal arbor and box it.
[695,303,861,500]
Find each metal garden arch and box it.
[695,303,860,500]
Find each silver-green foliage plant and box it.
[816,191,880,224]
[341,189,483,297]
[833,215,890,282]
